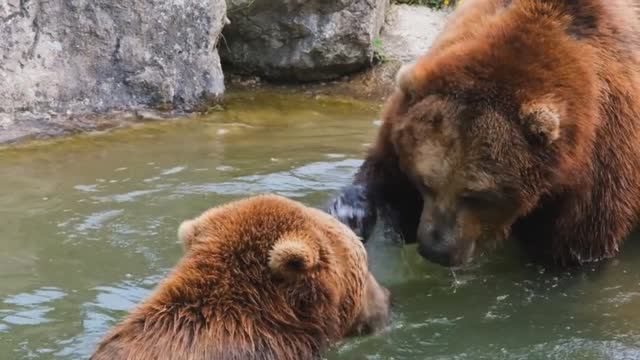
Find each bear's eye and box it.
[459,191,495,208]
[420,182,435,196]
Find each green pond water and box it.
[1,91,639,360]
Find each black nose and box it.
[417,225,447,246]
[427,228,444,244]
[417,242,454,267]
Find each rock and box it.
[221,0,389,82]
[380,4,449,62]
[225,4,450,101]
[0,0,227,121]
[332,4,449,98]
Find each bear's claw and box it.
[325,184,377,241]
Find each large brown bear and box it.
[91,194,390,360]
[327,0,640,268]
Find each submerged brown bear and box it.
[328,0,640,267]
[91,195,390,360]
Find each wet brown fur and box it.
[91,194,389,360]
[355,0,640,266]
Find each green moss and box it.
[372,37,388,63]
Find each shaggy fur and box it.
[327,0,640,267]
[91,195,390,360]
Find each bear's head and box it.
[176,194,390,358]
[382,13,599,267]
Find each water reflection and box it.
[174,159,363,198]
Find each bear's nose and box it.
[427,228,444,244]
[417,242,455,267]
[418,225,447,248]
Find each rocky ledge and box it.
[0,2,449,145]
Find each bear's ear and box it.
[268,234,319,279]
[520,103,561,145]
[178,219,199,250]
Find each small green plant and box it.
[372,37,387,63]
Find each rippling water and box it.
[1,91,639,359]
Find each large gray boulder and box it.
[380,4,448,62]
[0,0,227,122]
[222,0,389,82]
